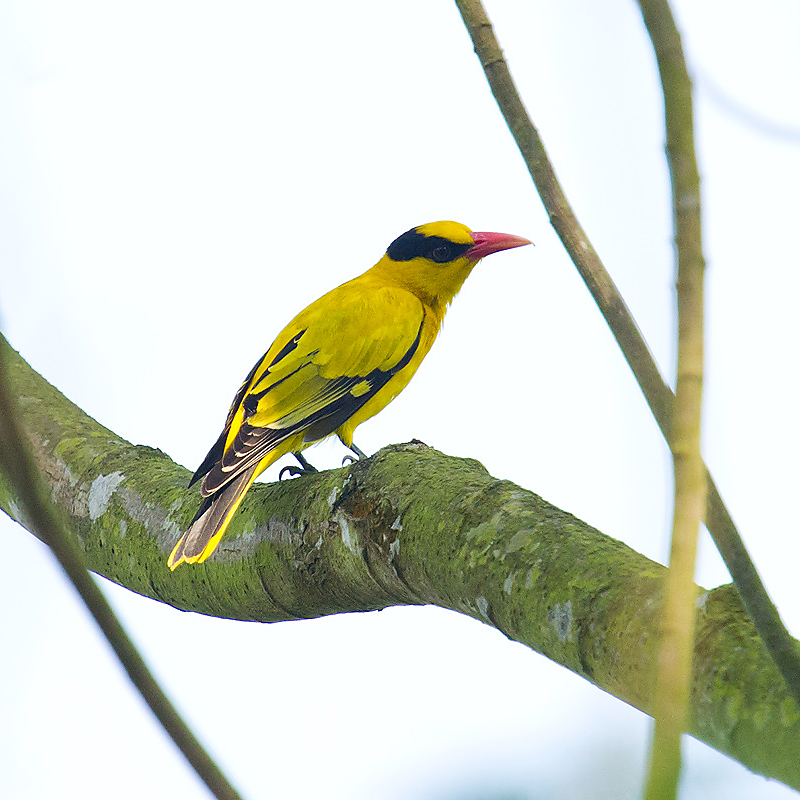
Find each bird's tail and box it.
[168,464,259,570]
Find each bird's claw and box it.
[280,452,320,481]
[279,465,305,481]
[341,455,357,467]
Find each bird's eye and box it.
[431,245,451,263]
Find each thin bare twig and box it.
[636,1,705,796]
[452,0,800,706]
[0,335,244,800]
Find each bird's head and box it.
[376,221,531,309]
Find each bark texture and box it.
[2,336,799,789]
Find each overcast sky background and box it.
[2,1,799,798]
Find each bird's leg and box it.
[294,452,318,472]
[349,443,368,459]
[279,452,319,481]
[341,441,368,466]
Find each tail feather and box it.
[168,465,259,570]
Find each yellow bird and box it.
[169,221,530,569]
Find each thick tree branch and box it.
[2,337,799,789]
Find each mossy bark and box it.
[2,334,799,789]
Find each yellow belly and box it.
[335,306,440,447]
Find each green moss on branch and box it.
[2,335,799,789]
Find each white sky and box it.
[1,1,799,798]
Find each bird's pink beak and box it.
[467,231,532,262]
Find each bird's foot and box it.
[279,465,304,481]
[341,442,368,467]
[279,452,319,481]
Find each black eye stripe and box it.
[387,228,472,263]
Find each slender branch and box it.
[452,0,800,705]
[0,336,244,800]
[636,2,706,797]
